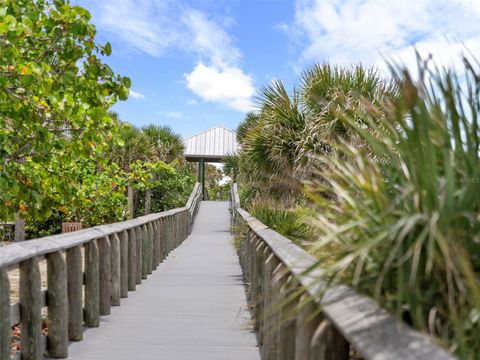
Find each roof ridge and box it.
[184,125,236,141]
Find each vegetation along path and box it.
[65,201,259,360]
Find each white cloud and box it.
[165,111,188,119]
[89,1,254,112]
[181,9,241,68]
[94,0,181,57]
[129,90,146,99]
[287,0,480,72]
[185,64,255,112]
[155,110,190,119]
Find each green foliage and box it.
[309,57,480,356]
[235,64,390,204]
[242,79,305,182]
[132,161,195,216]
[298,64,396,164]
[106,122,152,170]
[249,203,313,244]
[64,162,127,226]
[0,0,130,220]
[141,124,184,163]
[236,111,260,143]
[236,54,480,355]
[223,155,239,183]
[23,160,128,237]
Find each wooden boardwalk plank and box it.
[62,201,259,360]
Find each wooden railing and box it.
[0,182,202,360]
[230,183,455,360]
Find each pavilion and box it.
[184,125,238,199]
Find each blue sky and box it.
[73,0,480,138]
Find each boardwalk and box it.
[64,201,260,360]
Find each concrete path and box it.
[64,201,260,360]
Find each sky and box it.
[73,0,480,138]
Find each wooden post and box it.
[67,246,83,341]
[165,217,170,254]
[173,216,177,248]
[278,277,299,360]
[0,270,10,360]
[310,319,349,360]
[268,263,289,360]
[20,257,42,360]
[295,294,322,360]
[182,211,187,240]
[146,223,153,274]
[258,246,271,345]
[98,236,112,315]
[47,251,68,358]
[110,233,121,306]
[152,221,160,268]
[171,216,175,250]
[169,216,174,251]
[148,222,156,270]
[85,240,100,327]
[176,215,180,246]
[119,230,129,298]
[135,226,143,284]
[141,224,151,278]
[128,228,137,291]
[262,252,280,358]
[159,218,166,262]
[183,211,188,240]
[253,241,266,321]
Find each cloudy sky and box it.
[74,0,480,137]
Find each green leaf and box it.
[104,42,112,56]
[122,76,131,88]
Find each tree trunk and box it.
[14,212,25,242]
[144,189,152,215]
[127,185,134,219]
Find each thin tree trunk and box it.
[14,212,25,242]
[144,189,152,215]
[127,185,134,219]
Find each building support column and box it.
[198,158,205,200]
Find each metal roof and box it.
[184,125,238,161]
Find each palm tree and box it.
[237,112,260,143]
[297,64,396,166]
[223,155,239,183]
[141,125,184,163]
[140,125,184,214]
[106,117,151,219]
[108,123,152,169]
[240,79,305,198]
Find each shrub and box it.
[309,56,480,356]
[250,203,313,244]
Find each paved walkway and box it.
[65,201,260,360]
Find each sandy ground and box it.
[7,259,48,304]
[3,242,85,357]
[2,242,85,305]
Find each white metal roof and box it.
[184,126,238,160]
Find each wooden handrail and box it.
[0,208,187,271]
[0,183,202,360]
[231,183,455,360]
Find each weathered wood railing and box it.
[230,184,455,360]
[0,182,202,360]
